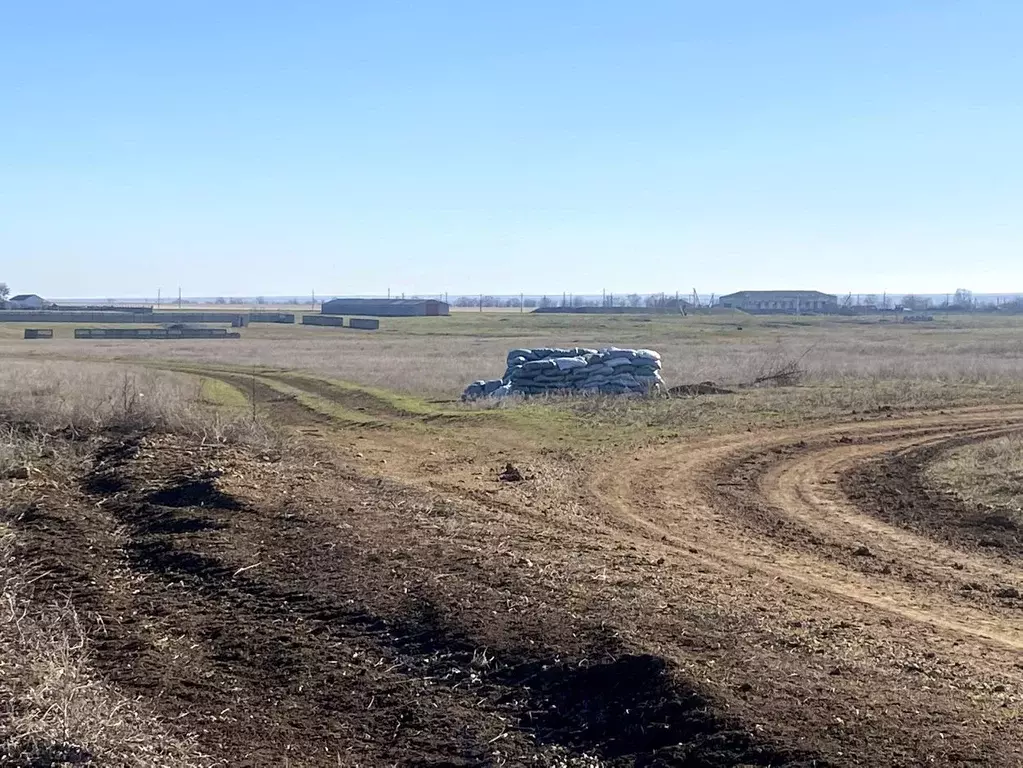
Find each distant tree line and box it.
[453,295,538,309]
[450,292,685,309]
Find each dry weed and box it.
[0,433,218,766]
[926,434,1023,518]
[0,361,278,448]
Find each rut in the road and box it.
[587,406,1023,766]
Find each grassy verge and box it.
[555,378,1023,436]
[127,359,1023,452]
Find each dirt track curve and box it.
[593,406,1023,649]
[586,405,1023,765]
[8,359,1023,766]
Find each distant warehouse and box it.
[321,298,450,317]
[718,290,838,313]
[6,294,50,310]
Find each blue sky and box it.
[2,1,1021,298]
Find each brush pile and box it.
[462,347,665,400]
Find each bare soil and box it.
[843,436,1023,558]
[9,433,814,767]
[6,379,1023,766]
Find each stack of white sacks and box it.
[462,347,664,400]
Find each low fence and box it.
[0,310,248,324]
[302,315,345,327]
[23,329,53,339]
[74,328,241,340]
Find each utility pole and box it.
[387,287,391,299]
[157,288,161,308]
[177,287,182,310]
[479,293,483,312]
[312,289,316,310]
[520,293,524,313]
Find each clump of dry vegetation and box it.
[0,361,275,448]
[926,435,1023,520]
[0,441,217,767]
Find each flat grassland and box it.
[4,310,1023,400]
[2,311,1023,767]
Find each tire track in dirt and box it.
[228,363,1023,653]
[204,371,331,427]
[581,407,1023,765]
[13,350,1022,762]
[592,407,1023,645]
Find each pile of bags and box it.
[462,347,665,400]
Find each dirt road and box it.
[9,366,1023,766]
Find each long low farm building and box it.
[321,298,450,317]
[718,290,838,312]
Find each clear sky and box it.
[2,1,1021,298]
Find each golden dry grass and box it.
[0,361,277,447]
[926,434,1023,520]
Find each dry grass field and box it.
[4,311,1023,401]
[2,310,1023,766]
